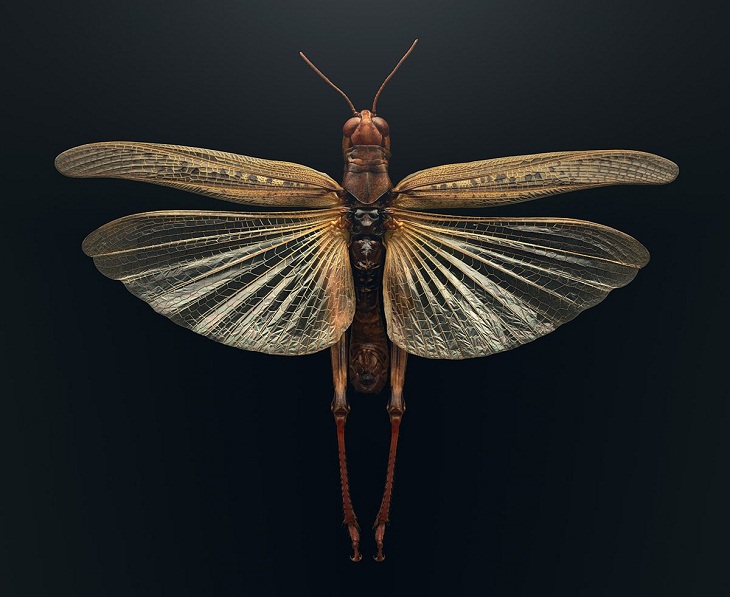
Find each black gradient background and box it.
[3,0,728,595]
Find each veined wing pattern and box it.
[383,209,650,359]
[55,142,344,208]
[392,150,678,209]
[61,144,677,360]
[83,209,354,355]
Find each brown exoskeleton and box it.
[55,39,678,561]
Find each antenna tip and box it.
[371,39,419,113]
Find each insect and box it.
[55,40,678,562]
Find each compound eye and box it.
[343,116,361,137]
[372,116,389,136]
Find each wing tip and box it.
[81,226,109,257]
[80,213,134,257]
[55,142,106,178]
[581,150,679,185]
[663,158,680,184]
[591,150,679,185]
[638,248,651,269]
[54,147,77,177]
[648,153,679,184]
[626,150,679,184]
[80,232,95,257]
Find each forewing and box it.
[383,209,649,359]
[392,150,678,209]
[56,142,343,208]
[83,209,354,355]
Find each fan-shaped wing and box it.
[392,150,678,209]
[383,209,649,359]
[83,209,354,355]
[56,142,343,208]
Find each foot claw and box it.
[347,523,362,562]
[374,521,386,562]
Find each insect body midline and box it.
[339,107,393,393]
[345,200,390,394]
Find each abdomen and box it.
[348,226,389,393]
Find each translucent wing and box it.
[383,209,649,359]
[56,142,344,208]
[392,150,678,209]
[83,209,354,355]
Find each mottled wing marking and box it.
[56,142,344,208]
[392,150,678,209]
[83,209,354,355]
[383,209,649,359]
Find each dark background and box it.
[3,0,727,595]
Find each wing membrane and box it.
[83,209,354,355]
[56,142,343,207]
[392,150,678,209]
[383,209,649,359]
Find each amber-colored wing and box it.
[83,209,354,355]
[55,142,344,208]
[383,209,649,359]
[392,150,678,209]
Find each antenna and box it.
[371,39,418,114]
[299,51,358,116]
